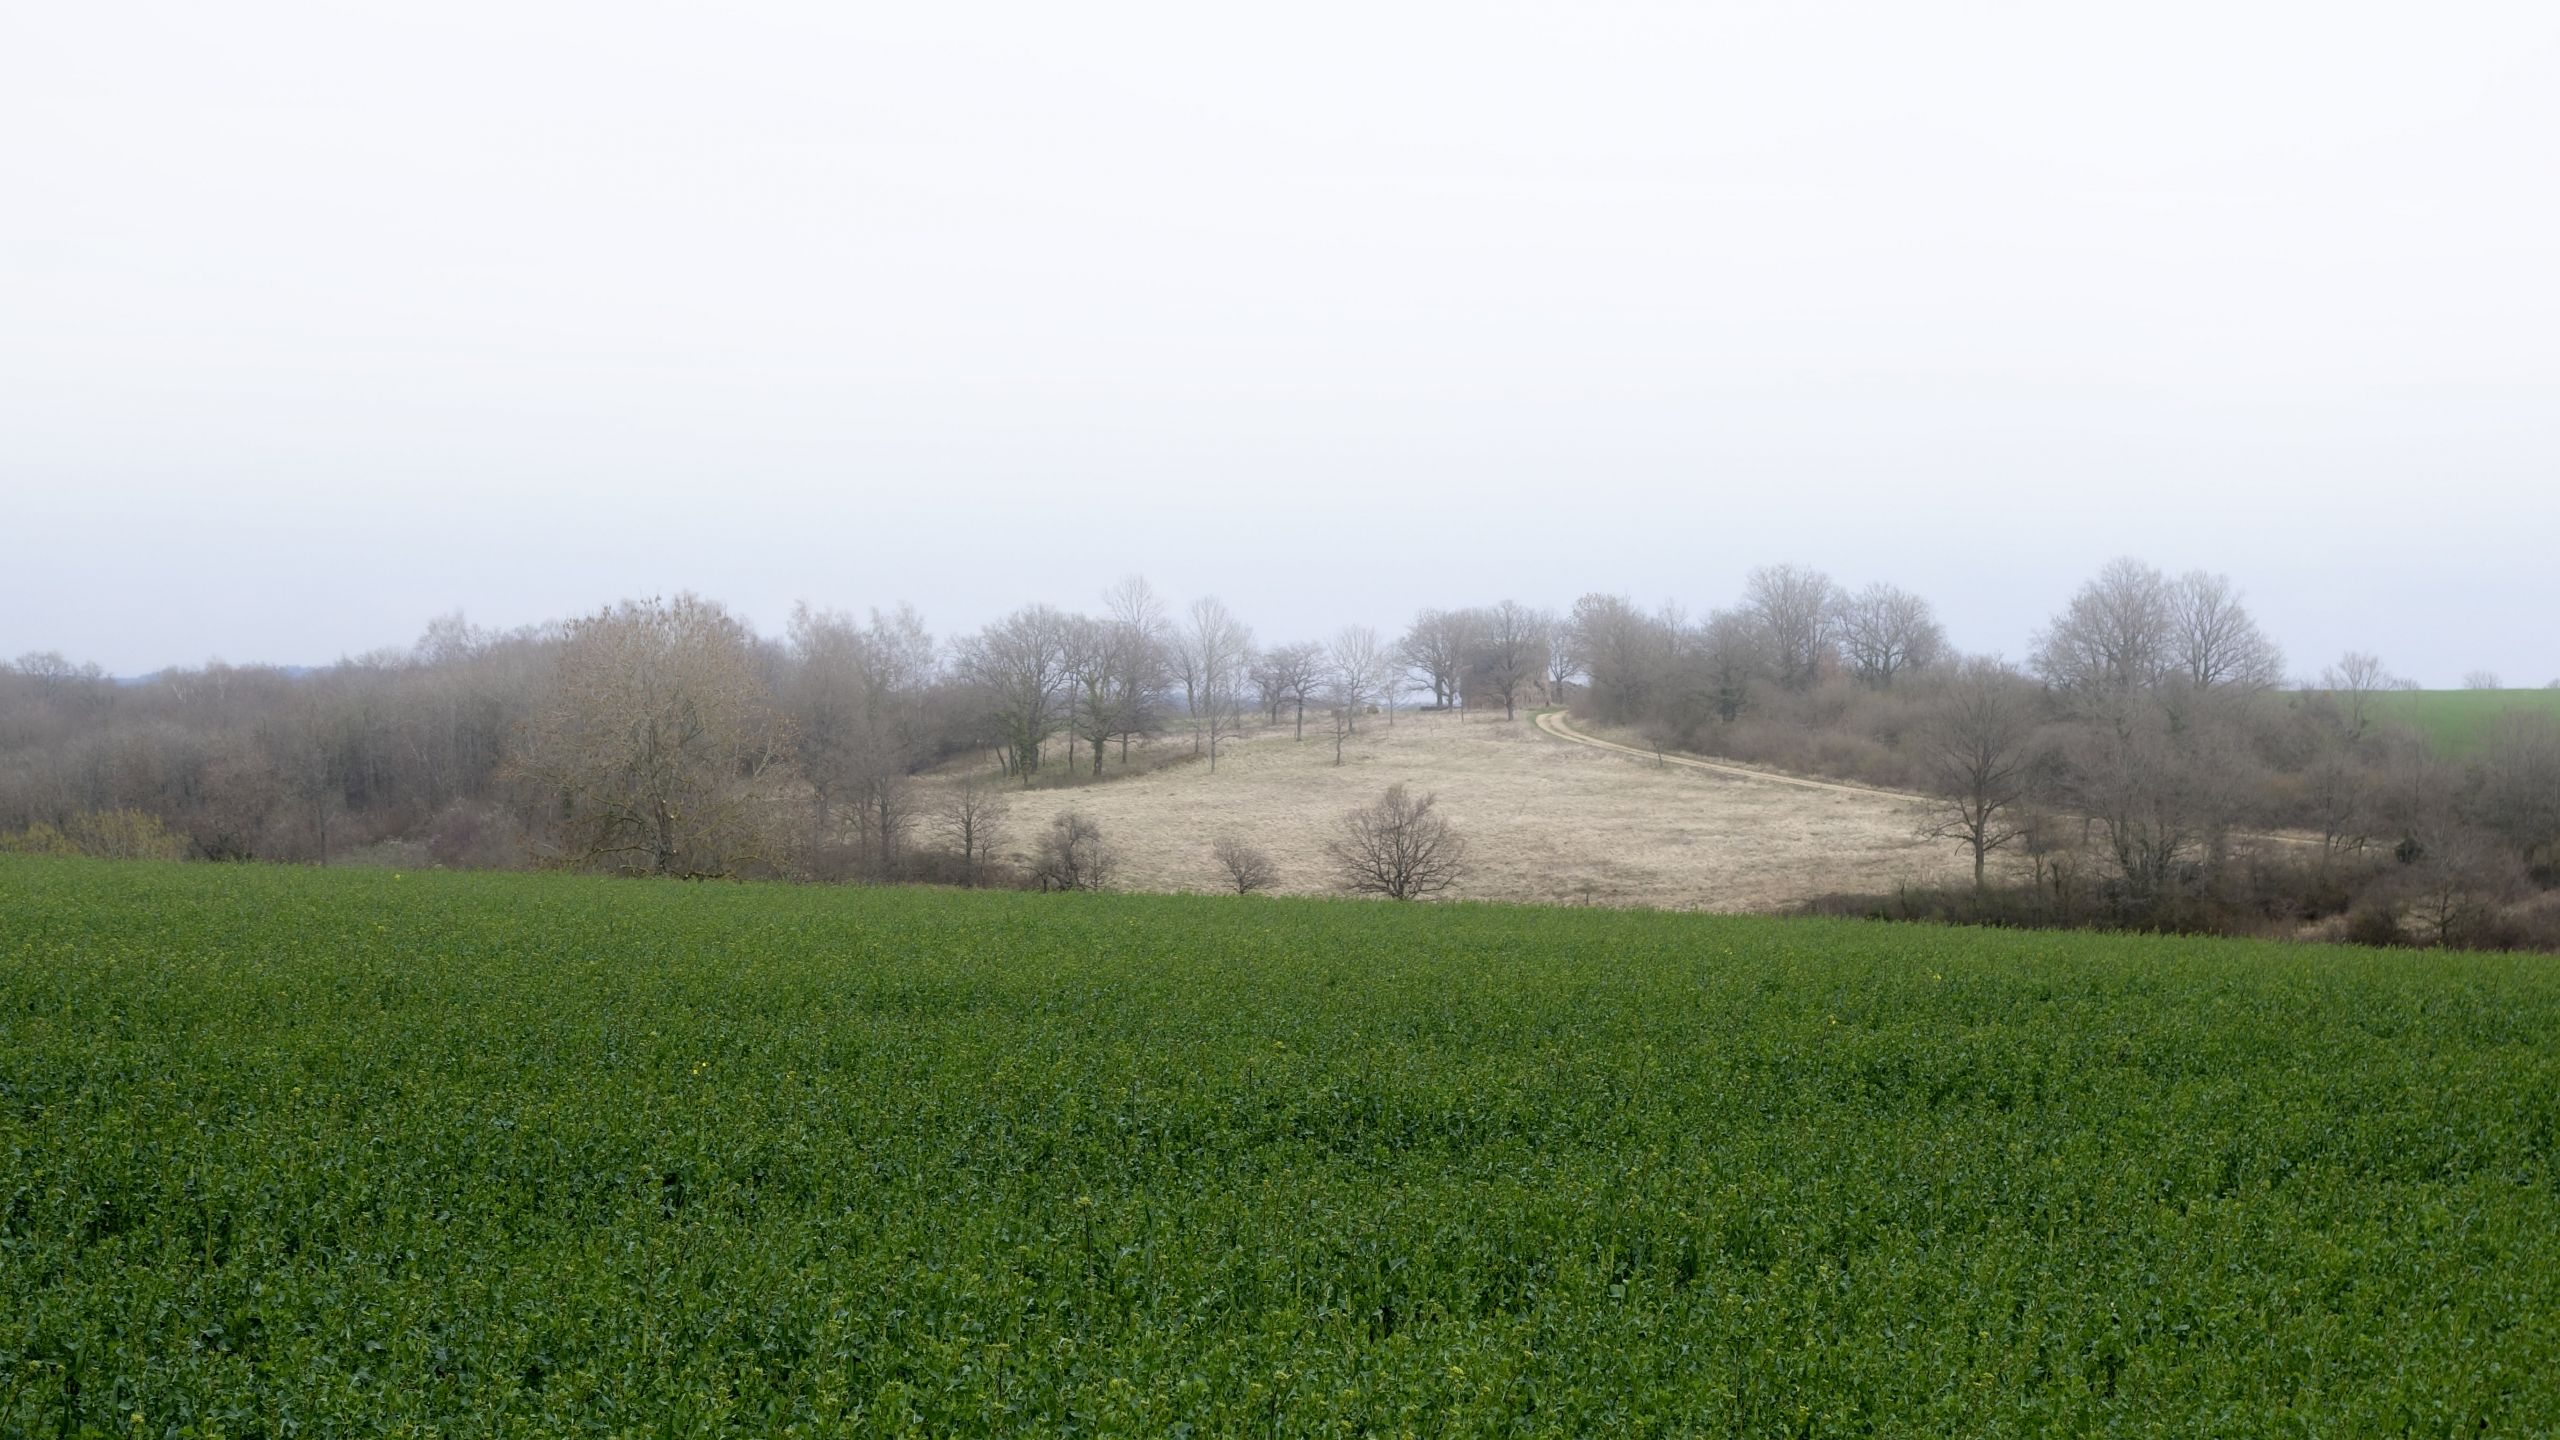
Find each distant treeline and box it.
[3,562,2554,947]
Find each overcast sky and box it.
[4,1,2555,685]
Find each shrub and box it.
[1210,835,1277,894]
[1327,784,1468,900]
[0,809,188,861]
[1034,811,1114,891]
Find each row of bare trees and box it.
[1555,558,2556,947]
[4,561,2551,943]
[0,577,1442,881]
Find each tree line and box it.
[2,563,2553,944]
[0,579,1469,887]
[1564,559,2558,949]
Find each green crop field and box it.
[2364,688,2560,755]
[5,859,2558,1436]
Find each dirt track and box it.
[1532,710,1937,802]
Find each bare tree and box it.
[1326,783,1468,899]
[1542,622,1581,706]
[2473,712,2560,867]
[2034,558,2174,703]
[514,594,787,878]
[1065,613,1151,776]
[1211,833,1278,893]
[955,605,1073,784]
[2296,750,2373,863]
[1398,608,1484,711]
[1102,575,1172,761]
[1742,564,1841,690]
[1568,593,1671,723]
[2063,695,2249,904]
[2463,669,2504,691]
[2317,651,2404,743]
[1175,597,1255,770]
[786,603,936,872]
[1834,583,1946,689]
[1475,600,1547,720]
[1920,658,2036,890]
[785,604,864,835]
[2400,832,2524,949]
[1324,625,1387,765]
[1033,810,1114,891]
[934,773,1011,887]
[2172,571,2284,692]
[1694,610,1763,724]
[1258,642,1326,740]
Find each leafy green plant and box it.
[3,856,2556,1434]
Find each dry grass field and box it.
[970,710,1978,911]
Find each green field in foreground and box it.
[5,860,2558,1435]
[2364,687,2560,754]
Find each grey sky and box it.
[5,2,2555,685]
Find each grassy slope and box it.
[2365,687,2560,754]
[4,858,2558,1434]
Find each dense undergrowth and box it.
[4,857,2557,1435]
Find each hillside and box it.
[2365,687,2560,755]
[6,859,2557,1432]
[983,709,1973,909]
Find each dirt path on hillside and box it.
[1533,710,1937,804]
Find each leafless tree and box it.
[1742,564,1841,690]
[2317,651,2405,742]
[2473,712,2560,867]
[1102,575,1172,761]
[1568,593,1670,724]
[1257,642,1326,740]
[2295,750,2373,863]
[1920,658,2036,890]
[2400,831,2524,949]
[2062,694,2248,903]
[2172,571,2284,692]
[271,687,350,864]
[1542,623,1581,706]
[786,603,935,871]
[1475,599,1547,720]
[1398,607,1483,711]
[955,605,1073,784]
[514,594,787,878]
[1175,596,1255,769]
[1211,833,1278,893]
[1695,610,1763,724]
[934,773,1011,886]
[1834,583,1945,689]
[1065,613,1154,776]
[1033,809,1114,891]
[2462,669,2504,691]
[183,731,285,861]
[1326,783,1468,899]
[8,650,109,701]
[2034,558,2175,703]
[1324,625,1387,765]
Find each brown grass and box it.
[954,710,1979,911]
